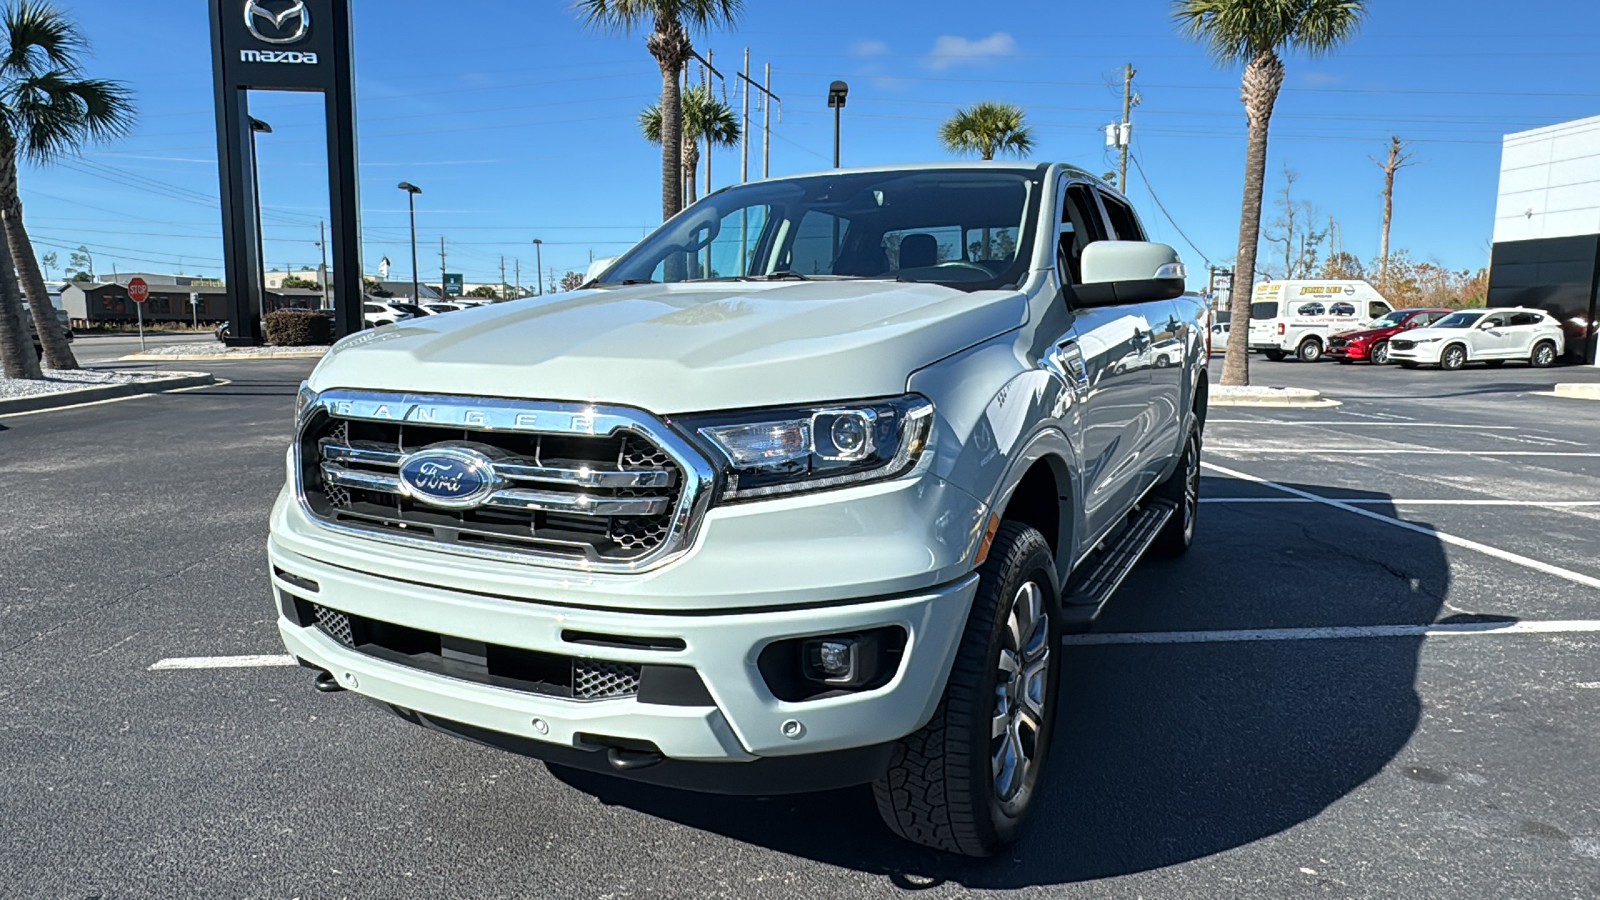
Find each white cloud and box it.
[923,33,1018,71]
[850,39,889,57]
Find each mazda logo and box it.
[244,0,310,45]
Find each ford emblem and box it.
[397,446,498,509]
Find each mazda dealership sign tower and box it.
[210,0,363,344]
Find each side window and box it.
[1058,182,1108,284]
[1368,301,1390,319]
[1098,192,1146,241]
[1482,313,1507,328]
[1296,302,1325,316]
[1329,301,1356,316]
[1509,312,1542,326]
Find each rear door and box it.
[1473,311,1516,358]
[1501,311,1546,357]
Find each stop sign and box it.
[127,277,149,304]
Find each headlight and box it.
[678,395,934,502]
[1412,336,1442,344]
[295,382,317,430]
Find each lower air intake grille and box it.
[574,660,643,700]
[314,605,355,646]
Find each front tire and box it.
[1441,343,1467,370]
[1370,341,1391,365]
[1531,341,1557,368]
[874,522,1060,857]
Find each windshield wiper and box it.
[741,270,811,282]
[597,278,656,286]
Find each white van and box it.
[1247,280,1393,361]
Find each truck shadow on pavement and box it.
[552,481,1451,888]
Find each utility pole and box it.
[763,64,771,178]
[704,49,712,200]
[500,255,507,300]
[532,238,543,296]
[1118,63,1136,191]
[438,236,446,302]
[514,258,521,298]
[741,48,750,184]
[317,220,329,310]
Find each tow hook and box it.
[313,670,345,693]
[606,746,663,771]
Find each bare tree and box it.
[1370,135,1417,291]
[1262,165,1326,280]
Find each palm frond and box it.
[640,85,738,146]
[639,101,663,144]
[938,101,1033,160]
[573,0,742,34]
[2,0,83,76]
[1171,0,1364,64]
[3,71,134,162]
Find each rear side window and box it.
[1297,302,1325,316]
[1099,193,1146,241]
[1250,301,1279,319]
[1509,312,1543,326]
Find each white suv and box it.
[1388,307,1565,370]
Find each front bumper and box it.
[1386,342,1443,364]
[1325,341,1369,360]
[272,537,979,785]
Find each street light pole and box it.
[827,81,849,168]
[532,238,543,296]
[398,182,422,303]
[248,118,271,309]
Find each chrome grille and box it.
[295,391,712,572]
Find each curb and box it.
[0,372,215,415]
[1552,383,1600,401]
[120,348,328,361]
[1209,388,1340,409]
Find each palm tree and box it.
[1173,0,1366,386]
[575,0,742,223]
[0,1,133,375]
[937,101,1034,160]
[639,85,740,205]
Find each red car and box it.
[1327,307,1455,364]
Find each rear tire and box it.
[1441,344,1467,370]
[1531,341,1557,368]
[1296,338,1323,362]
[874,521,1060,857]
[1152,424,1201,558]
[1370,341,1390,365]
[1263,349,1287,362]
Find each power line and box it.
[1128,152,1209,267]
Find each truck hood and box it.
[310,280,1028,413]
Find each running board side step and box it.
[1059,498,1177,631]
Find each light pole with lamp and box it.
[397,182,422,304]
[827,81,849,168]
[248,118,271,309]
[531,238,543,295]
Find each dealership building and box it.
[1489,114,1600,365]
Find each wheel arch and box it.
[987,440,1077,587]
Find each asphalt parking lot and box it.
[3,353,1600,898]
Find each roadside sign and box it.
[443,273,463,297]
[127,277,149,304]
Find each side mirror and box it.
[1073,241,1186,308]
[585,256,619,284]
[1478,320,1497,330]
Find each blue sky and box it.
[29,0,1600,291]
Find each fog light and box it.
[803,632,882,688]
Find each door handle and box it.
[1046,339,1088,386]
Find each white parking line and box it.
[1203,498,1600,507]
[149,654,297,670]
[1209,420,1515,429]
[1210,449,1600,457]
[1063,619,1600,646]
[1203,461,1600,592]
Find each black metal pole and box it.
[533,239,543,296]
[408,192,419,304]
[833,105,840,169]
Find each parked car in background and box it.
[362,302,416,327]
[1247,280,1393,362]
[423,303,468,314]
[1388,308,1565,370]
[1326,307,1453,365]
[1210,320,1230,352]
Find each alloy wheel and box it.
[1181,432,1200,541]
[1534,344,1555,367]
[1371,342,1389,365]
[1443,346,1466,370]
[992,580,1050,816]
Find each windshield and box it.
[1369,310,1408,328]
[1434,311,1483,329]
[1250,301,1278,320]
[596,168,1042,291]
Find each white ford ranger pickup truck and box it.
[270,162,1208,856]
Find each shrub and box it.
[265,309,333,346]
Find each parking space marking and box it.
[1210,448,1600,457]
[1209,420,1516,429]
[1203,461,1600,592]
[149,654,297,670]
[1202,498,1600,506]
[1064,619,1600,646]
